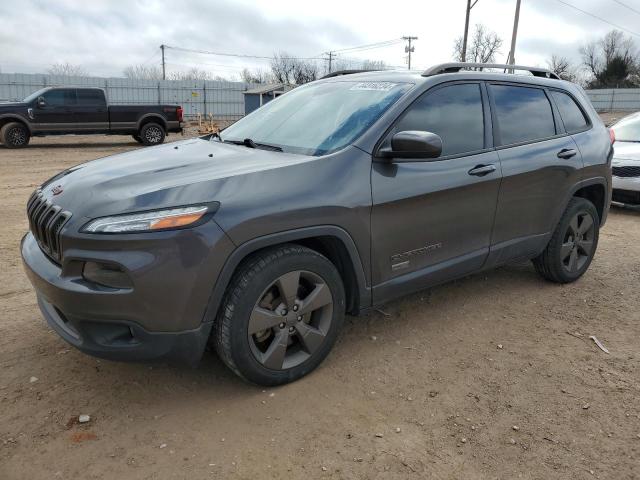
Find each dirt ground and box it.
[1,134,639,480]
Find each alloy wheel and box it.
[8,127,27,146]
[145,126,162,143]
[248,270,334,370]
[561,210,595,273]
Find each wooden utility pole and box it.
[403,36,418,70]
[507,0,521,69]
[160,44,166,80]
[327,51,334,73]
[461,0,479,62]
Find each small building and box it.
[243,83,293,115]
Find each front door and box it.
[371,82,502,303]
[31,88,77,132]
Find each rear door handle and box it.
[468,164,496,176]
[557,148,577,159]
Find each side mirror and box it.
[37,96,46,108]
[379,131,443,161]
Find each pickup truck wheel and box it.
[213,244,345,386]
[139,123,165,146]
[1,122,30,148]
[533,197,599,283]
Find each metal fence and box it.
[0,73,260,123]
[2,73,640,119]
[585,88,640,112]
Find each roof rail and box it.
[321,69,378,79]
[422,62,560,80]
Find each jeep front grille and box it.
[26,189,71,262]
[612,166,640,178]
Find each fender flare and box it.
[0,113,32,134]
[202,225,371,324]
[555,176,609,228]
[136,113,167,131]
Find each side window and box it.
[77,89,106,106]
[551,90,589,133]
[42,89,76,106]
[490,85,555,146]
[393,83,485,157]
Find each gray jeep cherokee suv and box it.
[22,63,613,385]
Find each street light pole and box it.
[507,0,521,70]
[461,0,479,62]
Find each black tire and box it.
[213,244,346,386]
[132,134,144,144]
[533,197,600,283]
[0,122,30,148]
[138,122,165,146]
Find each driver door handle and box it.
[557,148,577,159]
[468,164,496,176]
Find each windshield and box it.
[22,88,50,103]
[220,80,412,156]
[613,113,640,142]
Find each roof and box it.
[244,83,290,95]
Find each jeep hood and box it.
[40,138,313,218]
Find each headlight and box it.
[82,205,212,233]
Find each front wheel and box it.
[533,197,600,283]
[138,122,165,146]
[213,244,345,386]
[0,122,30,148]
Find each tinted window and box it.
[551,91,588,133]
[42,89,76,106]
[393,83,484,156]
[490,85,555,145]
[77,89,106,106]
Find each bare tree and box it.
[123,64,163,80]
[453,24,503,64]
[240,68,273,84]
[361,59,387,71]
[168,68,214,81]
[547,55,577,82]
[580,30,639,87]
[48,62,88,76]
[270,52,318,85]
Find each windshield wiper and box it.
[223,138,283,152]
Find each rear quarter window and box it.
[490,84,556,146]
[551,91,589,133]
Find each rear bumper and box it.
[167,120,183,133]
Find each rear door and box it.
[370,82,502,301]
[31,88,77,132]
[73,89,109,131]
[488,83,584,260]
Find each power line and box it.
[554,0,640,37]
[611,0,640,16]
[164,45,324,61]
[329,38,403,54]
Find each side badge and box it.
[51,185,64,196]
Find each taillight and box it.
[609,128,616,144]
[177,106,183,122]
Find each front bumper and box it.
[612,176,640,206]
[21,219,235,364]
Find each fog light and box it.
[83,262,133,289]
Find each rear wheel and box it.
[213,244,345,386]
[0,122,30,148]
[533,197,599,283]
[138,122,165,146]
